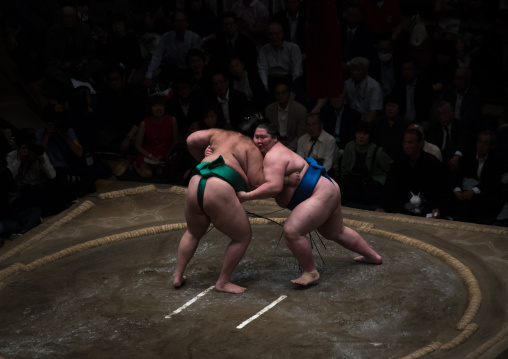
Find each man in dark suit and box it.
[341,4,376,65]
[321,93,360,155]
[450,130,504,223]
[210,71,253,132]
[165,75,205,139]
[272,0,306,53]
[207,12,258,74]
[435,67,484,133]
[392,56,433,124]
[427,101,473,171]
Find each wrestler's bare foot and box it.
[173,275,187,288]
[215,281,246,294]
[290,269,320,286]
[354,255,383,264]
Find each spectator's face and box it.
[204,110,218,128]
[350,65,367,82]
[111,21,126,37]
[229,59,245,79]
[254,128,277,155]
[401,62,416,82]
[436,105,453,127]
[384,102,399,118]
[212,74,229,96]
[454,68,469,92]
[151,103,165,117]
[62,6,77,28]
[173,13,188,33]
[222,16,238,37]
[189,0,203,12]
[402,133,422,157]
[107,72,125,92]
[355,131,370,147]
[476,134,492,157]
[268,24,284,47]
[344,7,362,28]
[284,0,300,14]
[306,115,323,139]
[330,94,344,109]
[177,83,192,99]
[274,84,290,106]
[188,55,204,74]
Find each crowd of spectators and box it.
[1,0,508,244]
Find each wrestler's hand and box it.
[204,145,213,157]
[285,171,300,187]
[237,191,250,203]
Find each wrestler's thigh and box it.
[316,202,344,239]
[205,179,252,241]
[185,176,211,238]
[285,196,334,236]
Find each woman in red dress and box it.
[135,95,179,178]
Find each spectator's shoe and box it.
[8,233,22,240]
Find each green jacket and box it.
[341,141,393,185]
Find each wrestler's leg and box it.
[205,179,252,294]
[283,197,334,285]
[173,176,211,288]
[318,200,382,264]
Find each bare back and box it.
[188,129,265,190]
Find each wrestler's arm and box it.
[238,151,286,202]
[186,130,214,162]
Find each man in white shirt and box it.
[143,11,201,88]
[257,22,303,92]
[297,113,338,176]
[264,82,306,150]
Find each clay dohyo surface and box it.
[0,183,507,359]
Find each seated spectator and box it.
[320,93,359,157]
[5,129,67,216]
[424,40,457,96]
[435,67,484,133]
[341,4,376,65]
[3,0,59,83]
[95,65,145,154]
[143,11,201,88]
[44,5,101,87]
[392,56,433,124]
[36,102,111,200]
[257,22,303,92]
[340,121,393,205]
[450,130,504,223]
[343,57,383,123]
[0,157,41,241]
[103,15,143,85]
[264,82,306,151]
[186,0,218,45]
[427,101,473,171]
[297,113,338,177]
[271,0,306,54]
[185,49,213,95]
[369,37,399,96]
[134,95,180,179]
[210,70,253,131]
[229,55,268,110]
[371,95,410,161]
[207,12,258,74]
[380,129,451,218]
[231,0,269,46]
[407,123,442,162]
[191,101,227,131]
[165,74,206,139]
